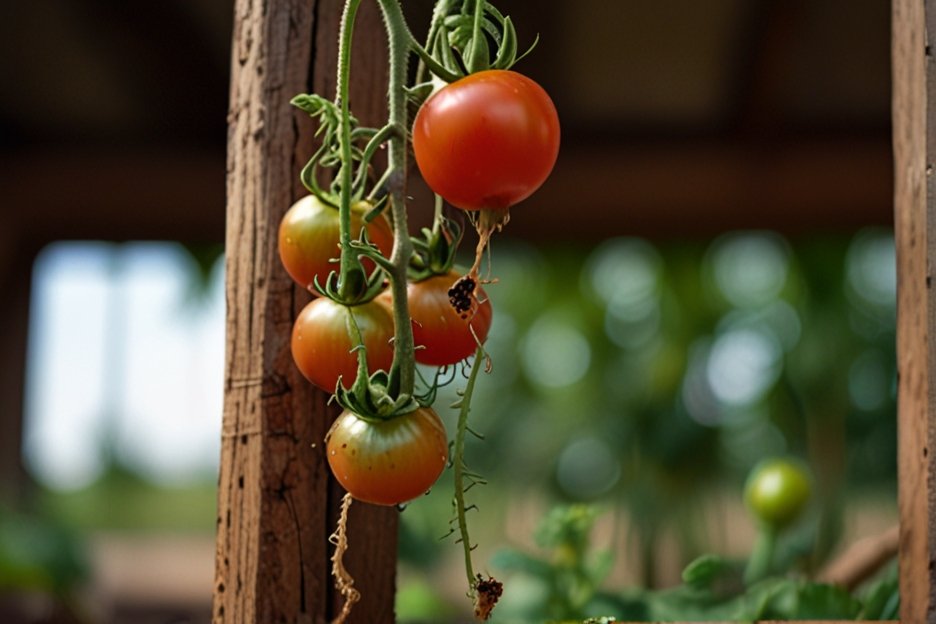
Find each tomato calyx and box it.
[319,228,391,305]
[323,295,421,420]
[409,0,537,86]
[333,365,421,422]
[409,215,463,281]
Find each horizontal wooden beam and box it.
[0,136,891,250]
[504,137,892,240]
[0,149,225,245]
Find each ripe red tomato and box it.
[412,70,560,211]
[291,298,395,392]
[278,195,394,292]
[381,272,492,366]
[326,406,449,506]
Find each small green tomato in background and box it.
[744,458,812,529]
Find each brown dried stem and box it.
[329,492,360,624]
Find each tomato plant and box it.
[744,458,812,529]
[278,194,393,292]
[291,297,395,392]
[278,0,558,617]
[380,271,493,366]
[412,70,560,211]
[326,406,449,506]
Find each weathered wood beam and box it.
[506,138,892,241]
[893,0,936,621]
[215,0,395,621]
[0,135,891,248]
[0,150,225,244]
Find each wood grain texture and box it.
[216,0,395,622]
[893,0,936,622]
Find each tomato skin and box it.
[381,272,493,366]
[412,70,560,211]
[278,195,393,292]
[744,459,812,529]
[291,298,394,392]
[326,407,449,506]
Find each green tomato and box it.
[744,458,812,529]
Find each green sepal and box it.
[465,25,490,74]
[491,16,517,70]
[435,26,464,77]
[404,81,436,108]
[407,216,463,281]
[333,367,420,422]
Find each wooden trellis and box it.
[215,0,935,622]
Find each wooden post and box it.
[894,0,936,622]
[215,1,396,622]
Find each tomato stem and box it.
[336,0,366,302]
[330,492,360,623]
[376,0,417,400]
[743,524,778,585]
[453,346,486,591]
[416,0,455,84]
[431,193,444,236]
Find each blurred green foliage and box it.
[13,229,896,622]
[468,228,895,495]
[482,504,898,622]
[37,464,218,533]
[399,228,897,621]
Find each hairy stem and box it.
[453,347,486,589]
[416,0,454,84]
[337,0,363,301]
[376,0,417,399]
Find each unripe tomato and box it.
[380,272,493,367]
[326,406,449,506]
[278,195,393,292]
[744,458,812,529]
[412,70,560,211]
[290,298,394,392]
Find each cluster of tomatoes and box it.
[278,68,559,507]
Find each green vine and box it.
[335,0,367,302]
[451,346,488,589]
[292,0,524,617]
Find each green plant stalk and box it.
[453,346,486,589]
[415,0,454,84]
[376,0,417,400]
[744,524,778,585]
[336,0,363,302]
[431,193,444,236]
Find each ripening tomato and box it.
[291,297,394,392]
[380,272,493,366]
[278,195,394,292]
[412,70,560,211]
[326,406,449,506]
[744,458,812,529]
